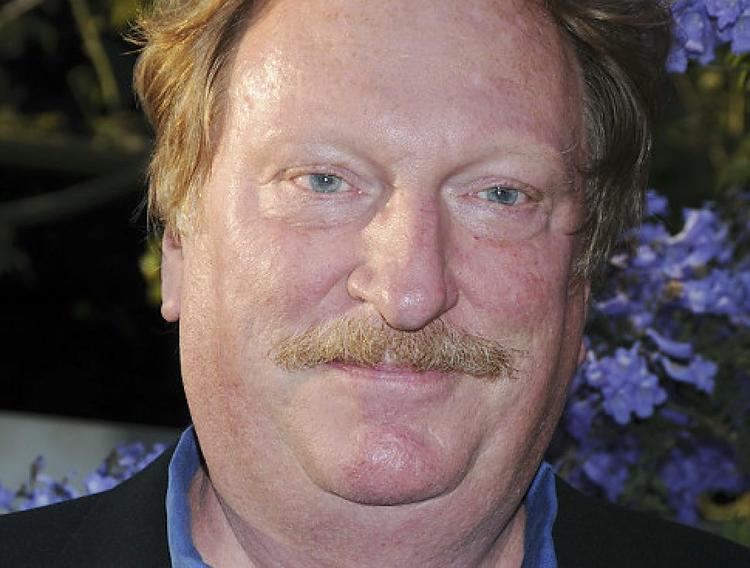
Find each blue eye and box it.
[480,186,521,205]
[308,174,344,193]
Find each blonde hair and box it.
[132,0,261,233]
[133,0,670,278]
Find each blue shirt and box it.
[166,427,558,567]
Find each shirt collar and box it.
[166,426,207,567]
[522,461,559,567]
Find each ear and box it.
[161,229,184,322]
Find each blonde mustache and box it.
[270,317,518,381]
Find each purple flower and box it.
[680,269,744,320]
[660,354,718,394]
[0,484,15,512]
[638,221,670,245]
[646,190,669,217]
[593,288,656,331]
[632,244,659,269]
[735,270,750,325]
[667,44,690,73]
[645,328,694,359]
[585,345,668,425]
[84,472,119,495]
[664,208,732,277]
[16,490,54,512]
[595,293,633,316]
[732,7,750,52]
[115,441,147,468]
[564,393,600,441]
[560,189,750,528]
[15,477,78,512]
[661,444,746,524]
[615,205,732,291]
[628,310,655,331]
[705,0,745,29]
[667,0,750,66]
[660,407,692,426]
[671,0,717,67]
[582,444,639,502]
[0,443,168,514]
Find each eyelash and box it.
[476,186,527,206]
[288,171,355,195]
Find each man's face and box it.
[164,0,587,523]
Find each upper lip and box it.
[363,364,419,373]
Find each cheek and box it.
[208,190,358,332]
[456,237,572,334]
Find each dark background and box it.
[0,0,746,428]
[1,0,188,426]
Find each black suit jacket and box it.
[1,447,749,567]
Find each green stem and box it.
[0,0,44,28]
[67,0,121,112]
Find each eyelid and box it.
[477,187,523,204]
[297,173,350,193]
[472,179,540,203]
[282,166,358,194]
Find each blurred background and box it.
[1,0,188,427]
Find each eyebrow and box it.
[466,139,580,190]
[251,128,581,193]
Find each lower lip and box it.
[327,362,455,386]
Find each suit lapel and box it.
[55,446,175,568]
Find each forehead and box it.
[227,0,582,167]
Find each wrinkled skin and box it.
[161,0,589,565]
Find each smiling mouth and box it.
[335,360,418,373]
[331,349,428,373]
[327,360,456,385]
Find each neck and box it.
[189,465,526,568]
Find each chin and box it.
[307,423,470,506]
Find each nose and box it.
[347,192,458,330]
